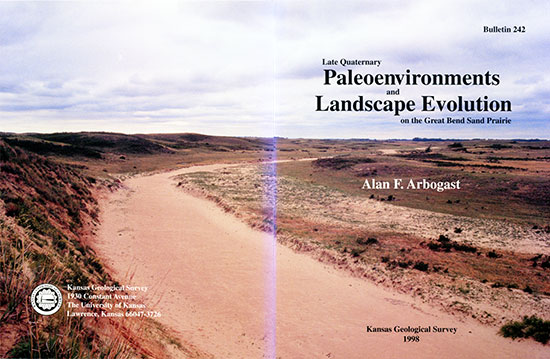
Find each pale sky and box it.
[1,1,549,138]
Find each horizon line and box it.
[1,131,549,142]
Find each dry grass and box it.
[0,139,208,358]
[278,140,550,225]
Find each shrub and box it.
[428,237,477,254]
[489,143,511,150]
[366,237,378,245]
[453,243,477,253]
[357,237,378,245]
[397,260,412,269]
[500,316,550,344]
[350,248,365,257]
[500,321,526,339]
[413,261,429,272]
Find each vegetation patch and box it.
[3,137,102,158]
[28,132,173,154]
[356,237,378,245]
[313,156,375,170]
[426,235,478,253]
[398,151,469,162]
[413,261,429,272]
[500,316,550,344]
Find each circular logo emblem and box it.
[30,284,62,315]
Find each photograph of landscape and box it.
[1,1,549,359]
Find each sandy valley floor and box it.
[93,163,548,358]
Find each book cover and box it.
[0,1,548,358]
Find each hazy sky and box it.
[1,1,549,138]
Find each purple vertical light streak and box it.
[263,137,277,359]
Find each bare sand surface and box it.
[93,163,548,359]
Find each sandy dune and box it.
[93,164,548,359]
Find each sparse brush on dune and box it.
[500,316,550,344]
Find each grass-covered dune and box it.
[0,139,195,358]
